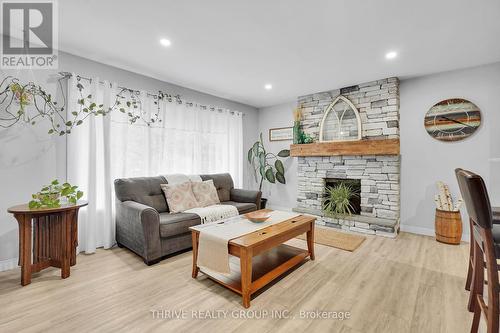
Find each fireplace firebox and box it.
[323,178,361,215]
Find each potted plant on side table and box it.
[247,133,290,209]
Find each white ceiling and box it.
[58,0,500,108]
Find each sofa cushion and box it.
[114,176,169,213]
[191,180,220,207]
[200,173,233,202]
[160,182,199,213]
[159,213,201,238]
[222,201,257,214]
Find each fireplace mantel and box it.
[290,139,399,157]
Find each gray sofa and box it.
[114,173,261,265]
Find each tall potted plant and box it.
[247,133,290,208]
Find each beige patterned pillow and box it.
[161,181,199,213]
[191,180,220,207]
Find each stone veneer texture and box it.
[296,78,400,236]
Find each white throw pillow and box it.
[191,179,220,207]
[161,181,199,213]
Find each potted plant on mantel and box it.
[247,133,290,208]
[292,107,313,144]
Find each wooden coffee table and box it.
[190,210,315,308]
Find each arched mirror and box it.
[319,95,362,142]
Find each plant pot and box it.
[293,121,301,144]
[260,198,268,209]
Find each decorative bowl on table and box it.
[246,211,271,223]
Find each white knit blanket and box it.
[184,204,239,224]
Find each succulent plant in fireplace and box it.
[323,181,360,217]
[248,133,290,208]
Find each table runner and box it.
[194,210,300,274]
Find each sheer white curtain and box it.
[67,75,115,253]
[110,93,243,185]
[66,76,243,253]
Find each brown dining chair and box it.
[457,168,500,305]
[455,169,499,333]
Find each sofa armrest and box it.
[115,200,161,263]
[230,188,262,209]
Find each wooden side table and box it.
[7,201,88,286]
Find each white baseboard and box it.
[0,258,18,272]
[400,225,435,237]
[400,224,469,243]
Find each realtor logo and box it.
[1,0,58,69]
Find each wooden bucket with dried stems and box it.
[435,209,462,245]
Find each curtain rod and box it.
[58,71,243,115]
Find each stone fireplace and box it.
[292,77,400,237]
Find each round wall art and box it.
[424,98,481,142]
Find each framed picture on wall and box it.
[269,127,293,141]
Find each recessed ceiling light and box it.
[385,51,398,60]
[264,84,273,90]
[160,38,171,47]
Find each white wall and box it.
[254,102,297,210]
[257,62,500,239]
[400,62,500,237]
[0,51,258,271]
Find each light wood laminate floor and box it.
[0,232,472,333]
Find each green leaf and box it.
[29,200,39,209]
[71,111,78,116]
[65,121,72,127]
[252,142,260,156]
[265,168,275,183]
[76,191,84,200]
[276,171,286,184]
[60,187,71,196]
[51,180,59,185]
[247,148,253,163]
[259,166,265,178]
[76,120,83,126]
[277,149,290,157]
[48,129,54,134]
[259,132,263,144]
[119,108,125,113]
[275,159,284,175]
[258,152,266,167]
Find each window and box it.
[319,95,361,142]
